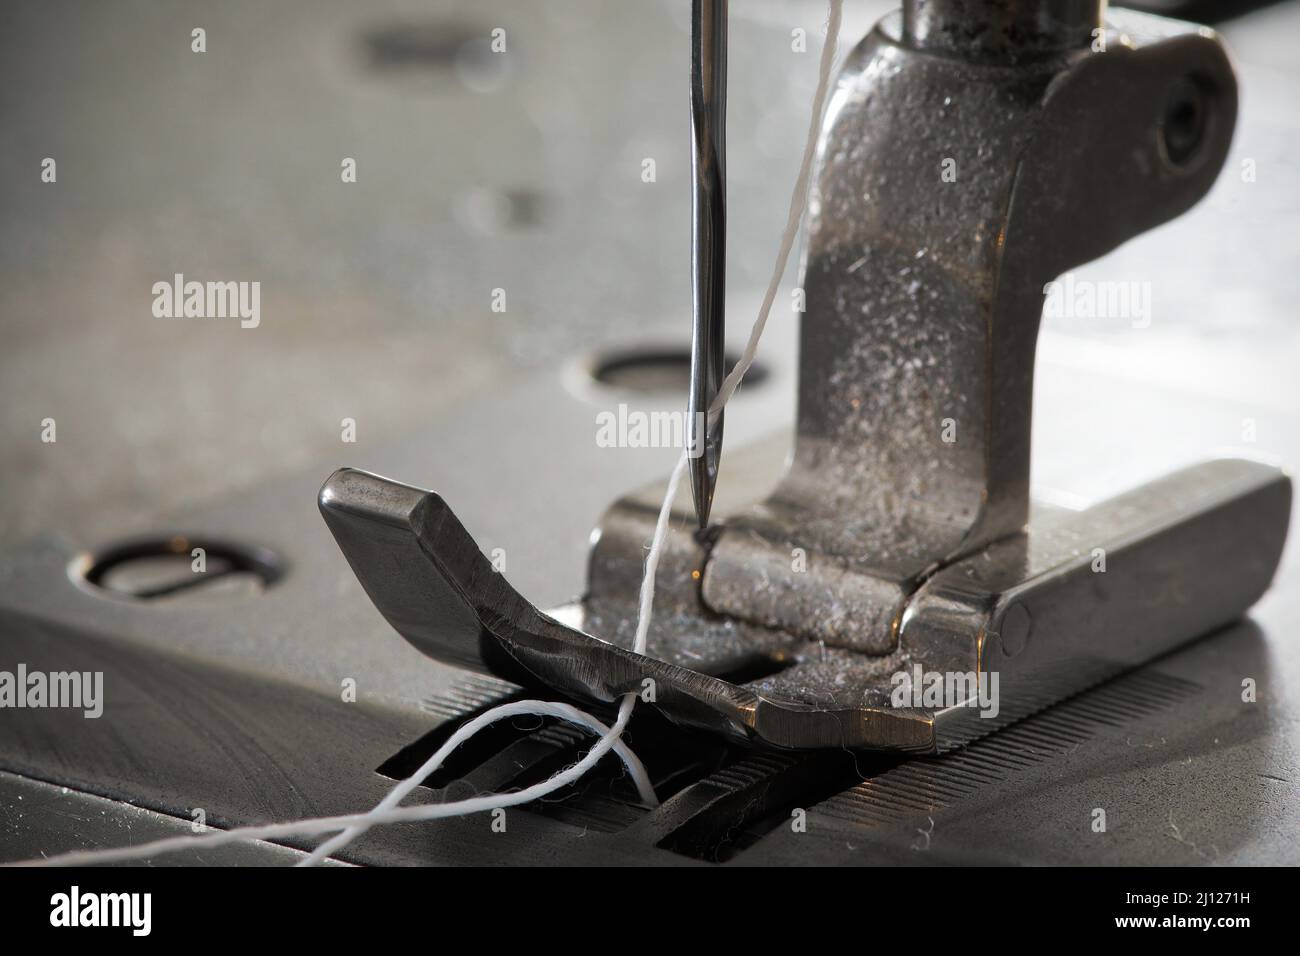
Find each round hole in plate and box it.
[587,347,768,395]
[74,535,284,603]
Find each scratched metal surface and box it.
[0,1,1298,864]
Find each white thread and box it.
[8,0,843,868]
[633,452,690,654]
[711,0,842,417]
[16,454,688,870]
[17,697,645,868]
[296,697,658,867]
[295,451,688,866]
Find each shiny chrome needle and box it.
[688,0,727,529]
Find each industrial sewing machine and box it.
[1,0,1297,867]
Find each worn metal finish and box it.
[316,4,1289,753]
[320,457,1290,751]
[902,0,1102,60]
[688,0,728,529]
[706,6,1239,648]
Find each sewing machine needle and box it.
[689,0,727,529]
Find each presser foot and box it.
[319,458,1289,753]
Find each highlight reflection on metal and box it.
[322,1,1292,752]
[688,0,727,529]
